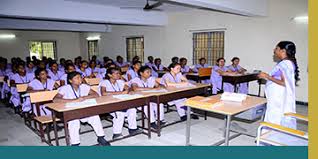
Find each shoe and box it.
[128,128,143,136]
[160,120,166,126]
[97,136,111,146]
[191,114,199,120]
[112,133,124,140]
[180,115,187,121]
[150,122,158,129]
[71,143,80,146]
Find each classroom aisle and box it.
[0,102,308,146]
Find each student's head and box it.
[231,57,240,66]
[32,56,37,61]
[216,58,225,67]
[105,62,116,69]
[59,58,66,65]
[49,61,58,71]
[17,63,26,75]
[147,56,154,62]
[38,61,46,69]
[199,58,206,65]
[116,56,123,63]
[106,67,121,80]
[276,41,300,83]
[154,58,161,65]
[67,71,82,85]
[65,64,76,73]
[171,57,179,63]
[35,68,48,81]
[132,60,142,71]
[26,56,31,63]
[65,59,73,66]
[74,57,81,66]
[92,55,97,61]
[80,60,88,69]
[89,60,97,68]
[103,56,109,62]
[132,56,140,63]
[169,62,181,74]
[27,60,34,69]
[179,57,187,66]
[138,66,152,79]
[105,59,113,65]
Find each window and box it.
[88,40,99,60]
[126,37,144,63]
[29,41,57,59]
[193,31,224,65]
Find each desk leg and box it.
[52,111,59,146]
[223,116,227,137]
[224,115,232,146]
[221,81,224,91]
[63,120,70,146]
[141,105,145,129]
[234,84,238,93]
[147,99,151,139]
[156,97,161,137]
[186,106,191,146]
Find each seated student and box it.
[151,58,165,77]
[179,57,191,74]
[193,58,209,73]
[145,56,154,68]
[22,68,58,114]
[0,57,12,100]
[9,63,35,109]
[99,67,142,140]
[60,64,76,86]
[114,55,129,68]
[86,60,100,78]
[76,60,90,78]
[91,55,101,65]
[97,62,116,80]
[160,63,199,121]
[227,57,248,94]
[168,56,179,69]
[54,71,110,146]
[130,66,165,129]
[125,60,141,81]
[59,58,66,72]
[25,60,36,74]
[47,61,64,81]
[210,58,235,94]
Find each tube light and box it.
[0,34,16,39]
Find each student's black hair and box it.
[49,61,58,67]
[105,67,121,80]
[148,56,154,60]
[138,65,152,76]
[81,60,88,64]
[154,58,161,63]
[276,41,300,84]
[65,63,75,71]
[171,56,179,62]
[231,57,240,62]
[35,68,48,80]
[216,58,225,63]
[168,62,181,69]
[26,60,34,66]
[67,71,81,84]
[116,56,123,60]
[179,57,187,62]
[199,57,206,62]
[89,60,96,66]
[105,62,116,69]
[132,60,141,66]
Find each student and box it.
[132,56,140,64]
[258,41,299,129]
[0,58,12,100]
[151,58,165,77]
[22,68,57,114]
[193,58,209,73]
[76,60,90,78]
[47,61,64,81]
[114,56,129,68]
[210,58,235,94]
[130,66,165,129]
[160,63,199,121]
[86,60,100,78]
[168,56,179,69]
[60,64,76,86]
[145,56,154,68]
[227,57,248,94]
[54,71,110,146]
[59,58,66,72]
[179,57,191,74]
[10,63,35,108]
[125,60,141,81]
[25,61,36,74]
[99,67,142,139]
[74,57,81,70]
[91,55,101,65]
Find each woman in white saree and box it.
[258,41,300,129]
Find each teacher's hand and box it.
[258,72,269,79]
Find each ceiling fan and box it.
[120,0,164,11]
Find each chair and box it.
[198,68,211,77]
[256,113,308,146]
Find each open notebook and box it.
[112,94,144,100]
[221,92,247,102]
[65,99,98,108]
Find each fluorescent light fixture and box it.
[86,36,100,40]
[0,34,16,39]
[293,16,308,23]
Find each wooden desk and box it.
[185,95,267,146]
[46,95,152,146]
[222,73,259,92]
[186,73,210,83]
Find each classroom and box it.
[0,0,308,146]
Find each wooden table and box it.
[222,73,259,93]
[186,73,210,83]
[185,94,267,146]
[46,95,152,146]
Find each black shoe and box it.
[180,115,187,121]
[150,122,158,129]
[160,120,166,126]
[191,114,199,120]
[128,128,143,136]
[112,133,124,140]
[97,136,111,146]
[71,143,80,146]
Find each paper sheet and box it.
[141,89,168,93]
[221,92,247,102]
[65,99,97,108]
[112,94,144,100]
[175,83,195,88]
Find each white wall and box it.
[0,30,82,60]
[96,0,308,102]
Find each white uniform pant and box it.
[143,102,164,123]
[168,98,187,117]
[68,115,105,145]
[111,108,137,134]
